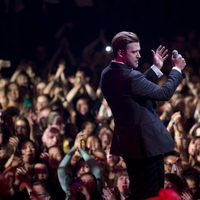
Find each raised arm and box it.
[57,146,76,195]
[130,50,186,101]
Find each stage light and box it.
[105,46,112,52]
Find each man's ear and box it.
[117,49,124,58]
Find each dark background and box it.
[0,0,199,76]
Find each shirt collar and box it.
[111,60,132,70]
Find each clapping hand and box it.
[152,45,168,69]
[102,187,116,200]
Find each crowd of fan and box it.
[0,29,200,200]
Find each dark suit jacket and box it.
[100,62,183,159]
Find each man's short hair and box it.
[111,31,139,57]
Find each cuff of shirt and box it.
[151,65,163,78]
[172,66,182,74]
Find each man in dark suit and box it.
[100,31,186,199]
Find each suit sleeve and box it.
[130,69,183,101]
[144,67,160,83]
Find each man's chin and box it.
[132,65,138,69]
[128,63,138,68]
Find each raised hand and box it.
[15,166,30,184]
[9,136,20,151]
[170,111,182,125]
[151,45,168,69]
[102,187,116,200]
[74,132,84,147]
[181,190,193,200]
[40,152,49,161]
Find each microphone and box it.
[172,50,179,59]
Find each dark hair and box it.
[4,82,19,95]
[14,116,30,138]
[111,31,140,57]
[165,173,187,195]
[182,167,199,185]
[164,150,180,157]
[17,70,31,81]
[17,138,38,159]
[31,180,52,198]
[70,173,100,200]
[80,172,100,195]
[74,158,86,174]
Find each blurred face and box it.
[36,82,46,95]
[92,150,107,168]
[101,133,111,150]
[32,183,51,200]
[80,174,96,194]
[116,174,130,194]
[107,153,119,168]
[34,163,49,181]
[15,119,28,137]
[37,108,51,129]
[186,179,197,195]
[16,74,28,86]
[76,99,89,115]
[164,155,179,173]
[53,86,62,96]
[86,136,100,151]
[42,127,60,148]
[7,83,19,101]
[21,141,36,163]
[188,139,196,156]
[36,95,49,111]
[83,122,95,137]
[77,160,90,177]
[75,71,85,83]
[99,127,112,136]
[182,137,189,150]
[188,138,200,156]
[52,115,65,135]
[27,65,35,78]
[122,42,141,68]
